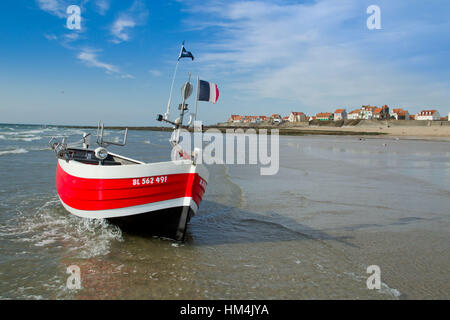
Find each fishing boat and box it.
[50,43,217,241]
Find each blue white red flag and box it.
[198,80,219,104]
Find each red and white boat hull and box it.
[56,158,208,240]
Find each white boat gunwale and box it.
[58,157,209,183]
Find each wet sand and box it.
[225,135,450,299]
[283,125,450,141]
[0,125,449,299]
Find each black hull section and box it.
[107,206,194,241]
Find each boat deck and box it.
[65,148,143,166]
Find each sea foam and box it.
[0,148,28,156]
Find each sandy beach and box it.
[2,124,449,299]
[285,126,450,141]
[215,120,450,141]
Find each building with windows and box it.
[390,108,409,120]
[333,109,347,121]
[288,112,307,122]
[347,109,361,120]
[316,112,333,121]
[228,115,244,123]
[360,105,377,120]
[416,110,440,121]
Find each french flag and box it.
[198,80,219,104]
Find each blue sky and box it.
[0,0,449,125]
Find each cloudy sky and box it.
[0,0,449,125]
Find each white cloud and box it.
[111,18,136,43]
[95,0,110,15]
[77,49,135,79]
[148,69,162,77]
[77,50,119,73]
[44,33,58,41]
[64,33,80,40]
[121,74,135,79]
[110,0,148,44]
[36,1,135,80]
[36,0,87,34]
[36,0,89,19]
[250,46,449,112]
[185,0,450,114]
[36,0,69,18]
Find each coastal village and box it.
[227,105,450,124]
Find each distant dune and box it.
[215,120,450,141]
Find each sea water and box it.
[0,124,448,299]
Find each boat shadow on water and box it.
[115,200,358,248]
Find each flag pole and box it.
[165,43,185,120]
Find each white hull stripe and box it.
[58,158,209,183]
[59,196,199,219]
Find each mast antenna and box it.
[165,41,190,121]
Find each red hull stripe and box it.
[56,163,206,211]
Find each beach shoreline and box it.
[279,125,450,141]
[214,119,450,141]
[50,120,450,142]
[4,119,448,142]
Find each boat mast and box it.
[173,73,192,144]
[164,43,185,121]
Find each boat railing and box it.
[96,122,128,147]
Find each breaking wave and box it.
[0,148,29,156]
[1,197,123,259]
[0,136,42,142]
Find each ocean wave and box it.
[0,129,48,136]
[2,136,42,142]
[0,131,43,142]
[0,148,28,156]
[20,129,51,135]
[21,137,42,142]
[0,197,123,259]
[30,146,51,151]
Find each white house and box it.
[333,109,347,121]
[288,112,307,122]
[347,109,361,120]
[448,112,450,121]
[228,115,244,123]
[390,108,409,120]
[360,105,376,120]
[416,110,440,121]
